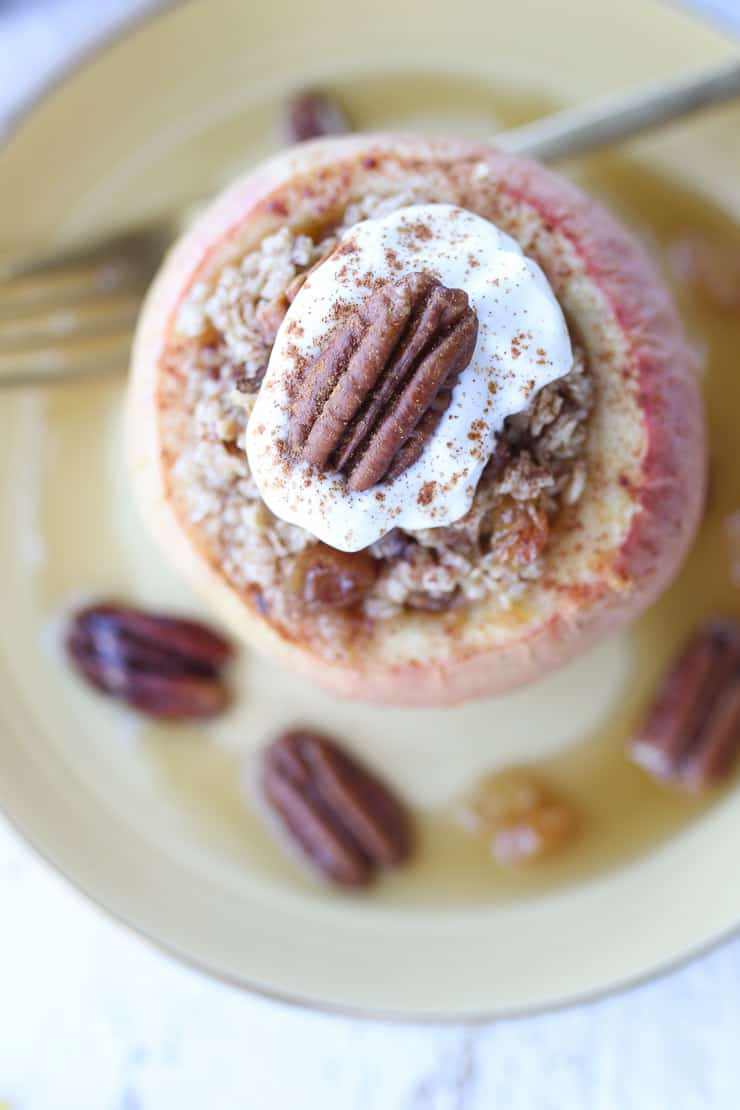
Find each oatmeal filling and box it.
[168,194,594,626]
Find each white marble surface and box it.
[2,2,740,1107]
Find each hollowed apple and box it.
[128,135,705,705]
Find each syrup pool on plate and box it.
[10,78,740,906]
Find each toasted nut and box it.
[281,90,350,145]
[289,272,477,491]
[260,728,412,886]
[65,602,232,720]
[629,618,740,790]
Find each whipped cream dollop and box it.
[246,203,573,552]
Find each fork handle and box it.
[499,58,740,162]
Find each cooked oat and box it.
[167,194,594,635]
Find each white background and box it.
[2,2,740,1107]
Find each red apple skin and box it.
[128,135,706,705]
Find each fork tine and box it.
[0,227,172,386]
[0,291,142,349]
[0,226,170,280]
[0,328,132,388]
[0,263,147,316]
[0,227,170,322]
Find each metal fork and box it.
[0,224,176,387]
[2,58,740,389]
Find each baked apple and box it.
[127,134,705,705]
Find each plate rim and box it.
[1,0,739,1023]
[13,799,740,1026]
[0,0,178,145]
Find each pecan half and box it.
[281,89,350,144]
[629,619,740,790]
[260,729,412,886]
[288,272,478,491]
[65,603,233,720]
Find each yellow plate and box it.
[1,0,740,1019]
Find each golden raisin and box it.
[488,496,549,570]
[492,801,577,867]
[289,543,380,611]
[456,767,578,867]
[457,768,548,830]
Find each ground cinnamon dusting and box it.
[417,481,437,507]
[164,178,595,644]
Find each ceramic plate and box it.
[1,0,740,1019]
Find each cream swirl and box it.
[246,203,573,552]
